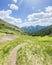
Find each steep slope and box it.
[0,19,24,35]
[32,25,52,36]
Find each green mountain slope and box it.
[21,25,46,33]
[0,19,24,35]
[31,25,52,36]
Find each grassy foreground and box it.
[0,35,25,65]
[16,36,52,65]
[0,35,52,65]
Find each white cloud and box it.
[0,10,12,19]
[45,6,52,12]
[19,6,52,27]
[8,4,19,10]
[0,10,22,26]
[13,0,17,3]
[0,6,52,27]
[27,12,52,22]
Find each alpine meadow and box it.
[0,0,52,65]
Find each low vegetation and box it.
[0,19,52,65]
[0,35,52,65]
[0,35,27,65]
[17,36,52,65]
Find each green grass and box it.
[16,36,52,65]
[0,19,24,35]
[0,35,52,65]
[0,35,27,65]
[0,19,52,65]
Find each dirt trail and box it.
[8,43,27,65]
[0,35,18,43]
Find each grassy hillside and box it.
[0,19,24,35]
[0,35,52,65]
[31,25,52,36]
[0,19,52,65]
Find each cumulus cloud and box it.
[45,6,52,12]
[27,12,52,22]
[0,10,22,26]
[8,4,19,10]
[0,6,52,27]
[0,10,12,19]
[19,6,52,27]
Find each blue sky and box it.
[0,0,52,27]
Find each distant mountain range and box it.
[21,25,52,36]
[21,25,46,33]
[0,19,52,36]
[32,25,52,36]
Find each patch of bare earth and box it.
[0,35,19,42]
[8,43,27,65]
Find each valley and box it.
[0,19,52,65]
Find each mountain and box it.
[0,19,24,35]
[1,19,52,36]
[21,25,46,34]
[32,25,52,36]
